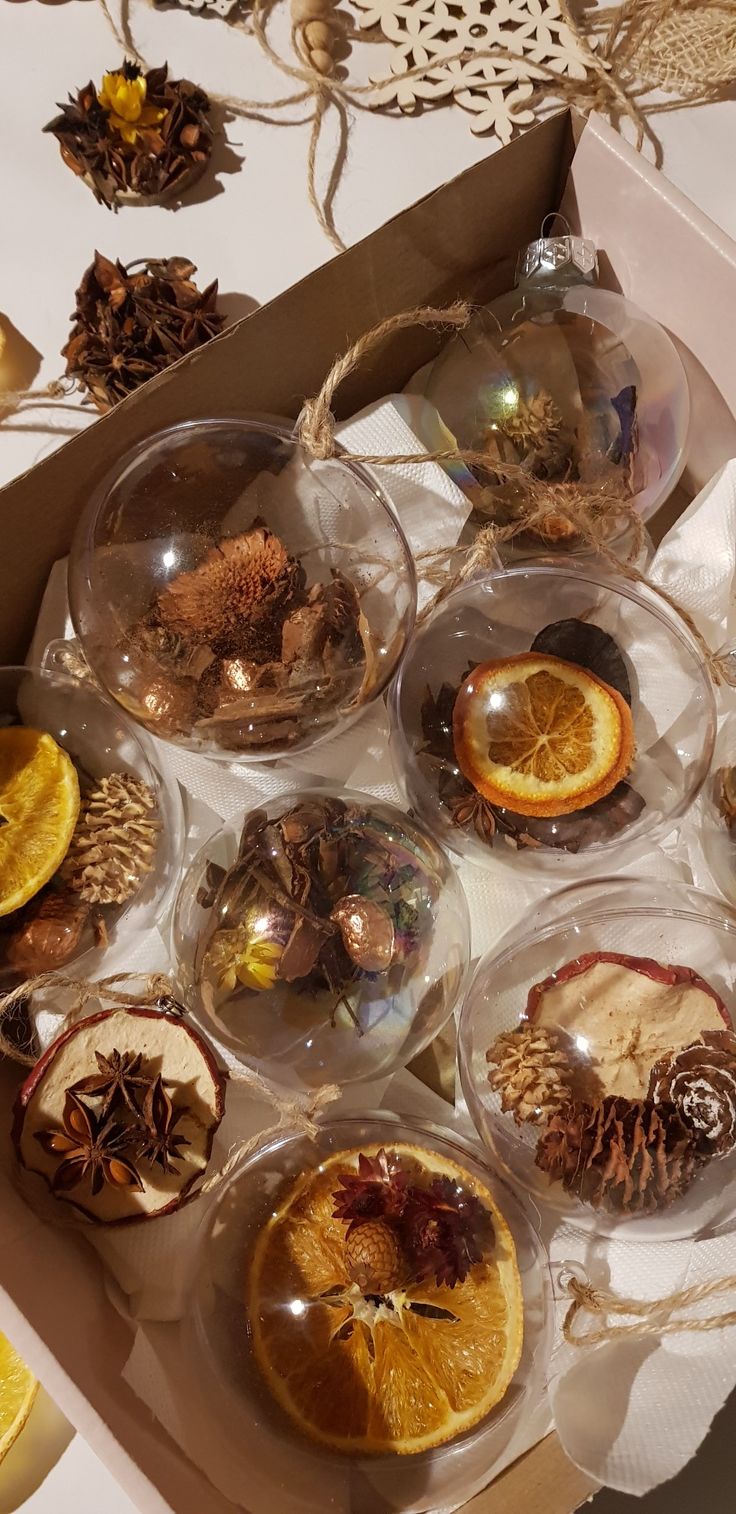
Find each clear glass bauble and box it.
[185,1113,552,1512]
[422,236,689,553]
[458,878,736,1241]
[173,789,470,1088]
[68,418,416,762]
[389,563,715,878]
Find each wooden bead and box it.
[310,47,334,73]
[304,19,333,50]
[291,0,330,22]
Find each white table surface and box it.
[1,3,736,1511]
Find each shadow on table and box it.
[0,1387,74,1512]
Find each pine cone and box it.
[486,1024,574,1124]
[62,252,224,412]
[536,1096,702,1215]
[60,773,161,906]
[649,1032,736,1157]
[344,1219,405,1294]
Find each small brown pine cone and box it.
[536,1096,702,1215]
[487,1024,574,1124]
[60,773,161,906]
[344,1219,405,1295]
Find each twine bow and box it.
[562,1268,736,1346]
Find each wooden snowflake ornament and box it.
[353,0,592,142]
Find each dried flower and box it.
[61,772,161,906]
[97,65,166,144]
[45,61,213,209]
[62,252,224,411]
[135,1075,190,1175]
[333,1150,495,1291]
[536,1096,702,1214]
[156,526,302,652]
[486,1024,577,1124]
[207,924,283,993]
[71,1048,153,1120]
[35,1089,143,1195]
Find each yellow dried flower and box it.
[97,70,166,145]
[207,927,283,994]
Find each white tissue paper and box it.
[24,403,736,1505]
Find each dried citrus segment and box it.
[0,728,80,916]
[247,1143,523,1456]
[0,1332,37,1464]
[453,652,634,817]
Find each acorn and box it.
[345,1219,405,1294]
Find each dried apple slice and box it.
[452,653,634,818]
[13,1007,224,1224]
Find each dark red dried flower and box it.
[333,1151,495,1290]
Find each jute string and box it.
[92,0,673,254]
[563,1271,736,1346]
[0,969,181,1064]
[296,300,736,686]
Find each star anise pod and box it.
[71,1048,154,1120]
[332,1148,408,1230]
[135,1075,190,1175]
[403,1177,495,1289]
[450,789,497,843]
[62,252,224,412]
[35,1090,143,1196]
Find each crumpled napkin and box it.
[25,404,736,1502]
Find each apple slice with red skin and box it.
[524,951,732,1101]
[13,1007,225,1225]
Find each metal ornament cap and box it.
[516,235,599,287]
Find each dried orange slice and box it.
[0,1332,37,1464]
[0,728,80,917]
[453,653,634,818]
[247,1143,523,1456]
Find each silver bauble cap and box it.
[516,235,598,285]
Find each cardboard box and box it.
[1,108,735,1513]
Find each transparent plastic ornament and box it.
[68,417,416,762]
[459,878,736,1241]
[173,788,470,1088]
[423,231,689,553]
[389,563,716,879]
[185,1113,553,1512]
[0,664,183,985]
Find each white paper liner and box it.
[22,403,736,1502]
